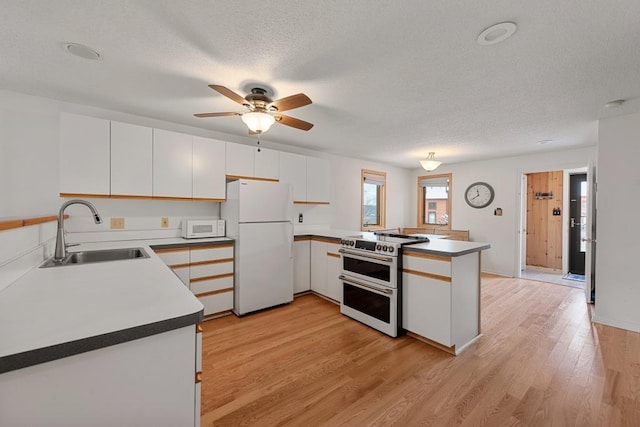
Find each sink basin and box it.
[40,247,149,268]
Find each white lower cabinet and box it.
[402,251,481,354]
[326,242,342,302]
[310,240,328,296]
[293,238,311,293]
[154,243,234,318]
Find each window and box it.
[361,169,386,230]
[418,173,451,229]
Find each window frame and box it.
[417,173,452,230]
[361,169,387,231]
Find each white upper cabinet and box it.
[225,142,255,178]
[153,129,193,198]
[279,152,307,202]
[254,148,279,180]
[110,121,153,197]
[60,113,110,195]
[306,157,330,203]
[193,136,226,200]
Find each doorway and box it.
[568,173,587,276]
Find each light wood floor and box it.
[200,276,640,426]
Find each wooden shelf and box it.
[0,215,68,232]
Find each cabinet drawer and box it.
[403,252,451,278]
[171,266,190,287]
[155,247,190,266]
[190,245,233,263]
[191,274,233,296]
[190,260,233,279]
[200,290,233,316]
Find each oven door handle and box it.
[339,274,393,295]
[338,248,393,263]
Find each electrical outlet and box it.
[161,217,169,228]
[110,217,125,229]
[298,213,303,223]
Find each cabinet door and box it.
[326,242,342,302]
[153,129,192,198]
[254,148,279,180]
[279,152,307,202]
[293,239,311,293]
[59,113,110,195]
[306,157,330,203]
[111,121,153,197]
[193,136,226,200]
[310,240,328,296]
[402,272,452,346]
[226,142,254,178]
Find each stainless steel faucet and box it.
[54,199,103,262]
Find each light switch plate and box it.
[110,217,125,229]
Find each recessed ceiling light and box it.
[63,42,102,60]
[604,99,625,108]
[477,22,517,46]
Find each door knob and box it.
[581,238,596,243]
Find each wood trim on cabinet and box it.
[60,193,111,199]
[203,310,233,321]
[190,272,234,284]
[326,252,340,258]
[403,268,451,283]
[190,243,234,250]
[150,196,196,201]
[0,214,69,231]
[109,194,154,200]
[61,193,223,202]
[194,287,234,298]
[189,258,233,267]
[153,246,191,254]
[226,175,279,183]
[407,331,456,355]
[310,236,341,244]
[169,263,191,270]
[403,251,451,263]
[294,235,312,241]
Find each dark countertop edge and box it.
[294,234,341,242]
[403,243,491,257]
[0,309,204,375]
[149,239,234,250]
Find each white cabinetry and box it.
[227,142,279,181]
[110,121,153,197]
[310,239,327,296]
[306,157,330,203]
[153,129,193,198]
[402,251,480,355]
[293,238,311,294]
[154,243,234,318]
[326,242,342,302]
[193,136,226,200]
[59,113,111,196]
[279,152,307,202]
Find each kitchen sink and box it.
[40,247,149,268]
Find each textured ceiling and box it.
[1,0,639,168]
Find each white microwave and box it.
[182,219,225,239]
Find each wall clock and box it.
[465,182,495,208]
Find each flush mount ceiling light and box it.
[63,42,102,60]
[241,111,276,134]
[420,152,442,172]
[477,22,517,46]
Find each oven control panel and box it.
[340,238,397,255]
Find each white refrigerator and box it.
[221,179,294,315]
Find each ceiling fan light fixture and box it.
[420,152,442,172]
[241,111,275,133]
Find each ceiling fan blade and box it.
[194,112,241,118]
[209,85,248,106]
[270,93,312,112]
[274,114,314,131]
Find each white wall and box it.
[410,147,596,276]
[593,111,640,332]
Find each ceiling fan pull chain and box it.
[256,135,261,152]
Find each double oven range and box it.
[338,232,429,337]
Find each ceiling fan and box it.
[194,84,313,134]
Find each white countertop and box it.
[0,237,232,361]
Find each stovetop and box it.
[340,232,429,255]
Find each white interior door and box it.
[584,160,597,303]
